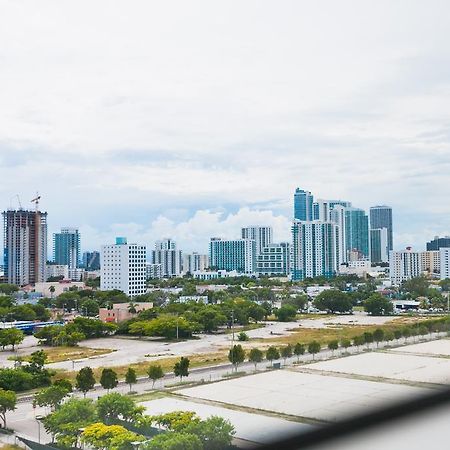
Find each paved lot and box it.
[306,351,450,384]
[177,370,430,422]
[140,397,312,444]
[389,338,450,357]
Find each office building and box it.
[82,251,100,271]
[370,206,393,252]
[389,248,422,285]
[345,207,370,260]
[291,221,339,281]
[370,228,389,263]
[46,264,69,280]
[256,242,291,276]
[209,238,256,274]
[420,251,441,275]
[241,226,273,255]
[152,239,182,278]
[440,248,450,280]
[313,199,352,222]
[2,209,48,286]
[146,263,163,280]
[182,253,209,275]
[294,188,314,221]
[53,228,80,269]
[100,237,146,297]
[427,236,450,251]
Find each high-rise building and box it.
[53,228,80,269]
[82,251,100,271]
[389,247,421,285]
[370,206,393,252]
[370,228,389,263]
[291,221,339,281]
[440,248,450,280]
[146,263,163,280]
[182,253,209,275]
[100,237,146,297]
[241,226,273,255]
[313,199,352,222]
[209,238,256,274]
[294,188,314,221]
[420,251,441,275]
[2,209,48,286]
[152,239,182,278]
[256,242,291,276]
[426,236,450,251]
[345,207,370,260]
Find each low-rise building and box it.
[99,302,153,323]
[33,280,87,297]
[178,295,209,304]
[46,264,69,281]
[192,269,240,280]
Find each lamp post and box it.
[36,415,44,444]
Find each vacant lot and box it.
[389,338,450,357]
[177,370,430,422]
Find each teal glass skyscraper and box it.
[53,228,81,269]
[294,188,314,221]
[345,208,369,259]
[370,206,393,252]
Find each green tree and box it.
[97,393,145,424]
[142,432,202,450]
[0,328,24,351]
[173,357,190,382]
[266,346,280,364]
[341,339,352,352]
[384,330,395,344]
[100,368,119,393]
[280,344,293,364]
[373,328,385,347]
[147,365,164,388]
[0,284,18,295]
[308,341,321,360]
[228,344,245,372]
[293,342,305,362]
[327,340,339,355]
[248,348,263,371]
[364,294,394,316]
[54,379,73,392]
[394,329,403,343]
[43,398,97,447]
[76,366,96,397]
[182,416,235,450]
[0,388,16,428]
[402,327,412,343]
[33,385,70,410]
[418,325,428,340]
[237,331,249,341]
[353,335,365,349]
[125,367,137,392]
[274,305,297,322]
[81,422,144,450]
[314,290,353,314]
[363,332,374,349]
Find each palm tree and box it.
[128,302,137,314]
[49,285,55,299]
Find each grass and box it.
[11,346,115,364]
[224,323,264,334]
[0,446,22,450]
[130,391,168,402]
[52,351,229,383]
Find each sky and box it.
[0,0,449,257]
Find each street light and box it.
[36,415,44,444]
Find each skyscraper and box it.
[2,209,48,286]
[389,247,421,284]
[291,221,339,281]
[426,236,450,251]
[241,226,273,255]
[256,242,291,276]
[345,208,370,260]
[182,252,209,275]
[370,228,389,263]
[82,251,100,271]
[152,238,182,278]
[209,238,256,274]
[100,237,146,297]
[313,199,352,222]
[294,188,314,221]
[370,206,393,252]
[53,228,81,269]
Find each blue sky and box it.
[0,0,449,256]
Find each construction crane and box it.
[9,194,23,210]
[31,193,41,211]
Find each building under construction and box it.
[2,208,48,286]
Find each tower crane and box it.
[31,193,41,211]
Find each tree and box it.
[363,332,374,349]
[182,416,236,450]
[34,385,70,410]
[97,393,144,424]
[274,305,297,322]
[261,301,273,320]
[0,388,16,428]
[353,335,365,349]
[125,367,137,392]
[54,379,73,392]
[228,344,245,372]
[373,328,385,347]
[266,346,280,364]
[0,328,24,351]
[173,357,190,382]
[293,342,305,363]
[43,398,97,447]
[328,340,339,356]
[402,327,411,343]
[341,339,352,352]
[308,341,321,360]
[150,411,200,431]
[76,366,96,397]
[314,290,353,314]
[280,344,293,364]
[418,325,429,340]
[100,368,118,393]
[129,315,199,339]
[81,422,144,450]
[142,432,202,450]
[394,329,403,343]
[147,365,164,388]
[364,294,394,316]
[248,348,263,371]
[237,331,249,341]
